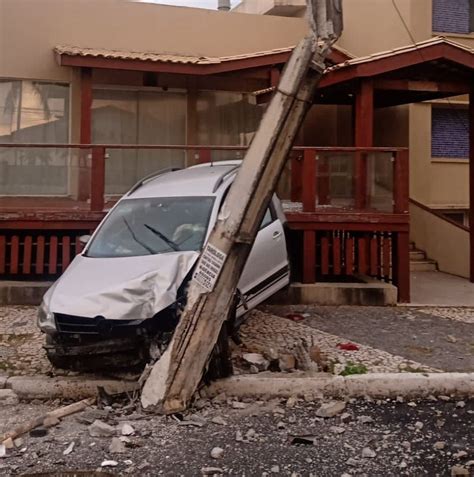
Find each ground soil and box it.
[0,396,472,477]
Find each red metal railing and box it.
[0,143,410,301]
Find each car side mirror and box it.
[79,234,91,245]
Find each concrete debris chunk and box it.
[63,442,75,456]
[330,426,346,434]
[0,444,5,458]
[201,467,224,476]
[210,447,224,459]
[316,401,346,418]
[0,389,19,405]
[89,419,116,437]
[362,447,377,458]
[2,438,14,450]
[454,451,468,459]
[13,438,23,448]
[346,458,359,466]
[101,460,119,467]
[242,353,270,372]
[414,421,424,430]
[357,415,374,424]
[451,465,469,476]
[433,441,446,450]
[286,396,298,408]
[235,430,244,442]
[121,423,135,436]
[231,401,248,410]
[278,354,296,372]
[109,437,126,454]
[271,465,280,473]
[211,416,227,426]
[456,401,466,408]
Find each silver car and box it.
[38,161,290,370]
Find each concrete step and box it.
[410,250,426,261]
[410,260,437,272]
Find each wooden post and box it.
[354,79,374,209]
[393,149,409,214]
[303,230,316,283]
[90,146,105,212]
[302,148,316,212]
[394,231,410,303]
[470,90,474,282]
[186,80,198,166]
[78,68,93,202]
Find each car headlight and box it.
[37,302,56,334]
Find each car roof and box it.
[126,162,240,199]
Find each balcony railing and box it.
[0,143,410,301]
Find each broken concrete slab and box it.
[0,376,7,389]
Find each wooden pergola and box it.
[312,37,474,282]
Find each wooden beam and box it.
[319,43,474,89]
[59,51,293,76]
[469,89,474,282]
[374,79,470,94]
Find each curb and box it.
[3,376,139,400]
[203,372,474,399]
[2,372,473,401]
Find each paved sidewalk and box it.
[264,305,474,373]
[411,270,474,306]
[1,305,472,378]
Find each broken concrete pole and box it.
[141,0,343,414]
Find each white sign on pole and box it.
[193,243,227,292]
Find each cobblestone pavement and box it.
[263,305,474,373]
[240,311,438,374]
[0,306,51,376]
[2,305,469,377]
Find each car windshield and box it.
[86,196,215,258]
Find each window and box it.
[0,80,70,195]
[432,0,474,34]
[260,207,274,230]
[86,196,215,258]
[441,210,470,227]
[92,89,187,195]
[431,107,469,159]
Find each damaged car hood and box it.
[44,251,200,320]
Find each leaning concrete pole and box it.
[142,0,343,413]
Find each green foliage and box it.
[340,361,368,376]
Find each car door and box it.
[237,198,290,315]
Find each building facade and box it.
[235,0,473,225]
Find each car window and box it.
[86,196,215,258]
[260,207,273,230]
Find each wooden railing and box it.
[0,144,410,301]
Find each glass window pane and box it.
[197,91,263,160]
[86,196,215,258]
[0,80,70,196]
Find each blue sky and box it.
[138,0,240,9]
